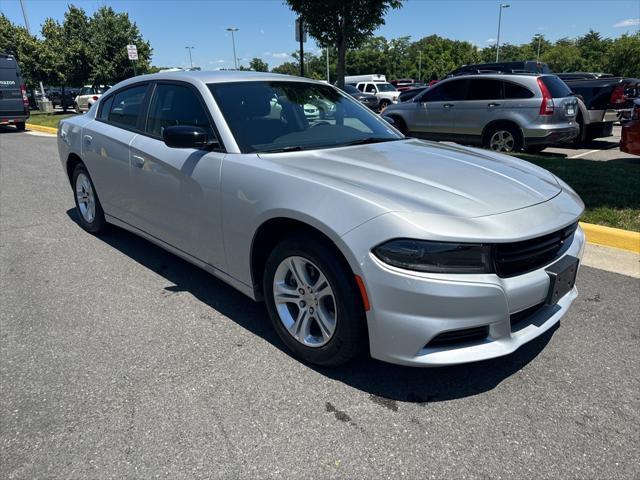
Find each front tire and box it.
[378,99,391,112]
[263,234,366,367]
[72,164,107,234]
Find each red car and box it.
[620,99,640,155]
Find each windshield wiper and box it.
[341,137,400,147]
[259,145,305,153]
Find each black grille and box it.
[494,223,578,277]
[510,303,545,330]
[427,326,489,348]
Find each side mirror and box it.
[163,125,212,149]
[381,115,395,126]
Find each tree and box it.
[284,0,403,87]
[605,33,640,77]
[249,57,269,72]
[88,6,152,84]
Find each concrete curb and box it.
[580,222,640,253]
[25,123,57,135]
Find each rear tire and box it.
[15,122,26,131]
[72,164,107,234]
[484,124,523,153]
[263,233,366,367]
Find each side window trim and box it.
[95,82,151,133]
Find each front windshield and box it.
[209,81,402,153]
[376,83,397,92]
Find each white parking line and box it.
[568,149,600,159]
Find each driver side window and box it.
[145,83,214,139]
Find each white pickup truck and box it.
[345,74,398,111]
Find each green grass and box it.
[515,153,640,232]
[26,111,76,129]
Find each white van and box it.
[344,74,398,110]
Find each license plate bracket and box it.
[545,255,579,305]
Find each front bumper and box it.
[358,227,585,366]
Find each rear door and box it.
[83,83,150,222]
[0,56,24,119]
[128,81,226,268]
[455,78,504,137]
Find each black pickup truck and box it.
[559,75,639,142]
[449,62,640,144]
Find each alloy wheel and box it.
[272,256,337,347]
[75,172,96,223]
[489,130,516,152]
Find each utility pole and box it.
[226,28,239,69]
[495,3,510,62]
[185,46,195,69]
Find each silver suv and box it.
[383,74,579,153]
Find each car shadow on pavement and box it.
[66,209,558,404]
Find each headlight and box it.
[373,239,493,274]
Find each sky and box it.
[1,0,639,70]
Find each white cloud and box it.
[217,59,225,64]
[614,18,640,28]
[265,52,290,59]
[486,38,497,44]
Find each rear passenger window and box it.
[99,96,114,120]
[107,85,147,129]
[504,82,534,99]
[466,79,503,100]
[145,83,213,138]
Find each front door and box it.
[415,78,468,137]
[128,82,226,269]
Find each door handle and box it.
[132,154,146,168]
[488,103,501,107]
[443,103,454,108]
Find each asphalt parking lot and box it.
[1,130,639,479]
[542,125,634,162]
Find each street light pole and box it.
[495,3,510,62]
[226,27,239,69]
[326,46,330,83]
[185,46,194,69]
[19,0,31,33]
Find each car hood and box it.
[259,139,562,218]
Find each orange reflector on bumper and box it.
[354,275,370,311]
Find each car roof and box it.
[113,70,325,91]
[444,73,543,81]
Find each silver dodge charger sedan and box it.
[58,71,585,367]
